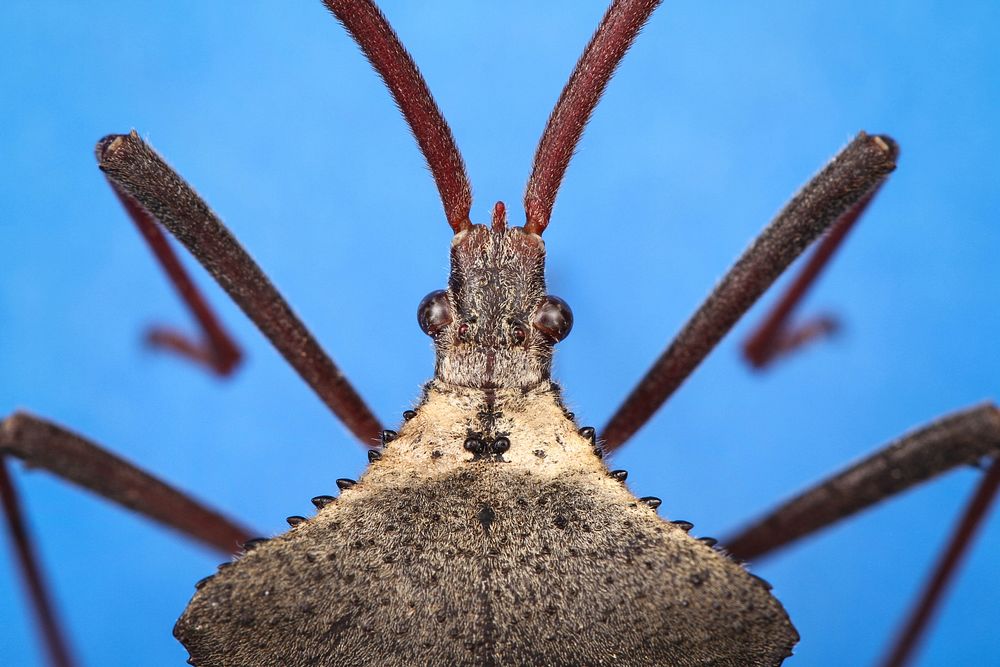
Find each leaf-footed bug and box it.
[1,1,1000,667]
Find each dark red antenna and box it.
[524,0,662,235]
[323,0,473,233]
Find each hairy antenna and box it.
[524,0,663,235]
[323,0,473,233]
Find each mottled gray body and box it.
[176,226,796,665]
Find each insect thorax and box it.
[176,373,796,665]
[175,201,794,667]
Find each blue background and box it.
[2,1,998,665]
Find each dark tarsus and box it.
[97,132,383,447]
[600,132,897,452]
[741,183,887,369]
[104,175,243,377]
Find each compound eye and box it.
[510,322,528,345]
[417,290,452,336]
[531,295,573,343]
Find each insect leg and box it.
[720,403,1000,667]
[2,411,255,666]
[723,402,1000,558]
[601,132,898,452]
[0,457,75,667]
[103,173,242,376]
[741,179,889,369]
[880,458,1000,667]
[97,131,383,445]
[1,411,253,554]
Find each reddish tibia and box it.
[881,458,1000,667]
[98,132,383,446]
[718,403,1000,667]
[743,183,886,369]
[107,180,242,376]
[2,412,253,555]
[1,411,258,667]
[323,0,472,233]
[601,134,897,452]
[525,0,663,235]
[722,403,1000,561]
[0,458,76,667]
